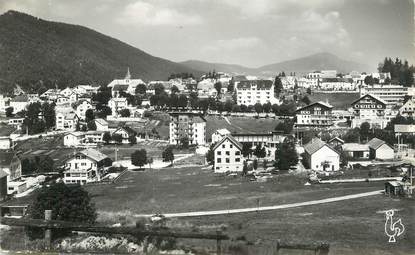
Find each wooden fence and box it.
[1,210,330,255]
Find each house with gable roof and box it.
[351,94,388,128]
[295,101,334,128]
[303,138,340,171]
[367,138,394,160]
[63,148,111,185]
[213,135,244,173]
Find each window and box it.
[217,151,221,155]
[236,158,240,162]
[226,158,230,163]
[230,144,233,148]
[226,151,230,156]
[66,173,70,177]
[222,144,225,148]
[235,151,241,155]
[217,158,222,163]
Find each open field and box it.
[205,116,280,141]
[3,166,414,254]
[82,167,414,254]
[85,167,383,216]
[309,92,360,109]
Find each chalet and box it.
[41,89,61,101]
[63,148,111,185]
[112,126,137,144]
[351,94,388,128]
[295,101,334,128]
[367,138,394,160]
[399,98,415,117]
[303,138,340,171]
[213,135,243,173]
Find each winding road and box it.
[134,190,383,218]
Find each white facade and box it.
[56,111,78,131]
[63,149,108,184]
[108,98,128,117]
[211,129,231,144]
[169,113,206,145]
[0,137,11,150]
[74,100,93,120]
[360,85,409,106]
[213,136,243,173]
[399,98,415,117]
[309,145,340,171]
[236,80,281,106]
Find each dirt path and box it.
[133,190,383,218]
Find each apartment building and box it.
[236,80,280,106]
[351,94,388,128]
[360,84,410,107]
[169,112,206,145]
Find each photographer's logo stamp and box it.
[384,210,405,243]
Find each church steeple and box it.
[125,67,131,80]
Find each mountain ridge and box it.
[0,10,202,92]
[181,52,369,76]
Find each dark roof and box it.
[0,152,17,167]
[351,94,387,106]
[321,78,353,83]
[213,135,243,151]
[304,138,338,155]
[112,84,129,91]
[232,75,248,82]
[236,80,273,90]
[367,138,390,150]
[0,125,16,137]
[72,99,91,109]
[296,101,333,112]
[328,137,345,144]
[12,95,28,102]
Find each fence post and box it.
[44,210,52,249]
[216,231,222,255]
[275,239,280,255]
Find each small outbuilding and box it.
[385,181,405,196]
[367,138,394,160]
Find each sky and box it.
[0,0,414,68]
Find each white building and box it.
[318,78,356,91]
[108,97,128,117]
[303,138,340,171]
[213,135,243,173]
[73,100,93,120]
[360,84,410,107]
[235,80,281,106]
[63,131,104,147]
[9,95,30,114]
[55,111,79,131]
[107,68,146,96]
[399,98,415,117]
[94,118,109,131]
[211,128,231,144]
[295,101,334,128]
[351,94,388,128]
[367,138,394,160]
[169,112,206,145]
[63,148,110,185]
